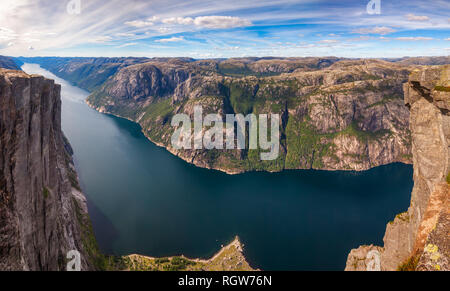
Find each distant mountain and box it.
[85,58,413,173]
[385,56,450,66]
[17,57,150,91]
[0,56,21,70]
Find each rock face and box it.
[0,69,96,270]
[346,65,449,271]
[84,58,413,174]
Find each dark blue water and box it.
[22,63,413,270]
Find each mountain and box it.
[0,56,21,70]
[16,57,150,92]
[386,56,450,66]
[346,65,449,271]
[85,57,413,173]
[0,69,101,270]
[16,56,448,174]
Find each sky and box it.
[0,0,449,58]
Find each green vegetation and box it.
[365,94,402,109]
[154,257,169,264]
[218,63,254,77]
[67,168,82,191]
[360,72,382,81]
[60,63,120,92]
[435,86,450,92]
[80,59,407,175]
[118,255,202,271]
[62,136,82,191]
[338,121,391,142]
[446,171,450,185]
[142,98,174,123]
[42,187,50,199]
[72,197,117,270]
[218,63,279,77]
[397,255,419,271]
[285,117,390,169]
[87,89,109,109]
[228,82,256,114]
[395,211,410,223]
[163,257,196,271]
[141,99,175,143]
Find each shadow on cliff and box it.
[86,198,119,255]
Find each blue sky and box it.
[0,0,449,58]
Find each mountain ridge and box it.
[18,56,424,174]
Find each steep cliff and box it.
[86,58,412,174]
[345,65,449,271]
[0,69,98,270]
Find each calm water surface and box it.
[22,63,413,270]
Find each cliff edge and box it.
[0,69,98,270]
[345,65,449,271]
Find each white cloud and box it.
[347,36,375,42]
[316,39,339,44]
[116,42,138,48]
[352,26,396,35]
[162,17,194,25]
[89,36,113,43]
[22,37,40,43]
[395,37,433,41]
[446,38,450,41]
[0,27,18,41]
[406,14,429,22]
[161,15,252,29]
[155,36,185,43]
[193,16,251,29]
[124,20,154,28]
[115,33,135,37]
[158,27,172,33]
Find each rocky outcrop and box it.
[0,69,97,270]
[345,65,449,271]
[115,237,256,271]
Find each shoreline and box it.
[126,236,245,264]
[123,236,257,271]
[86,99,411,176]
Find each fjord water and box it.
[22,63,413,270]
